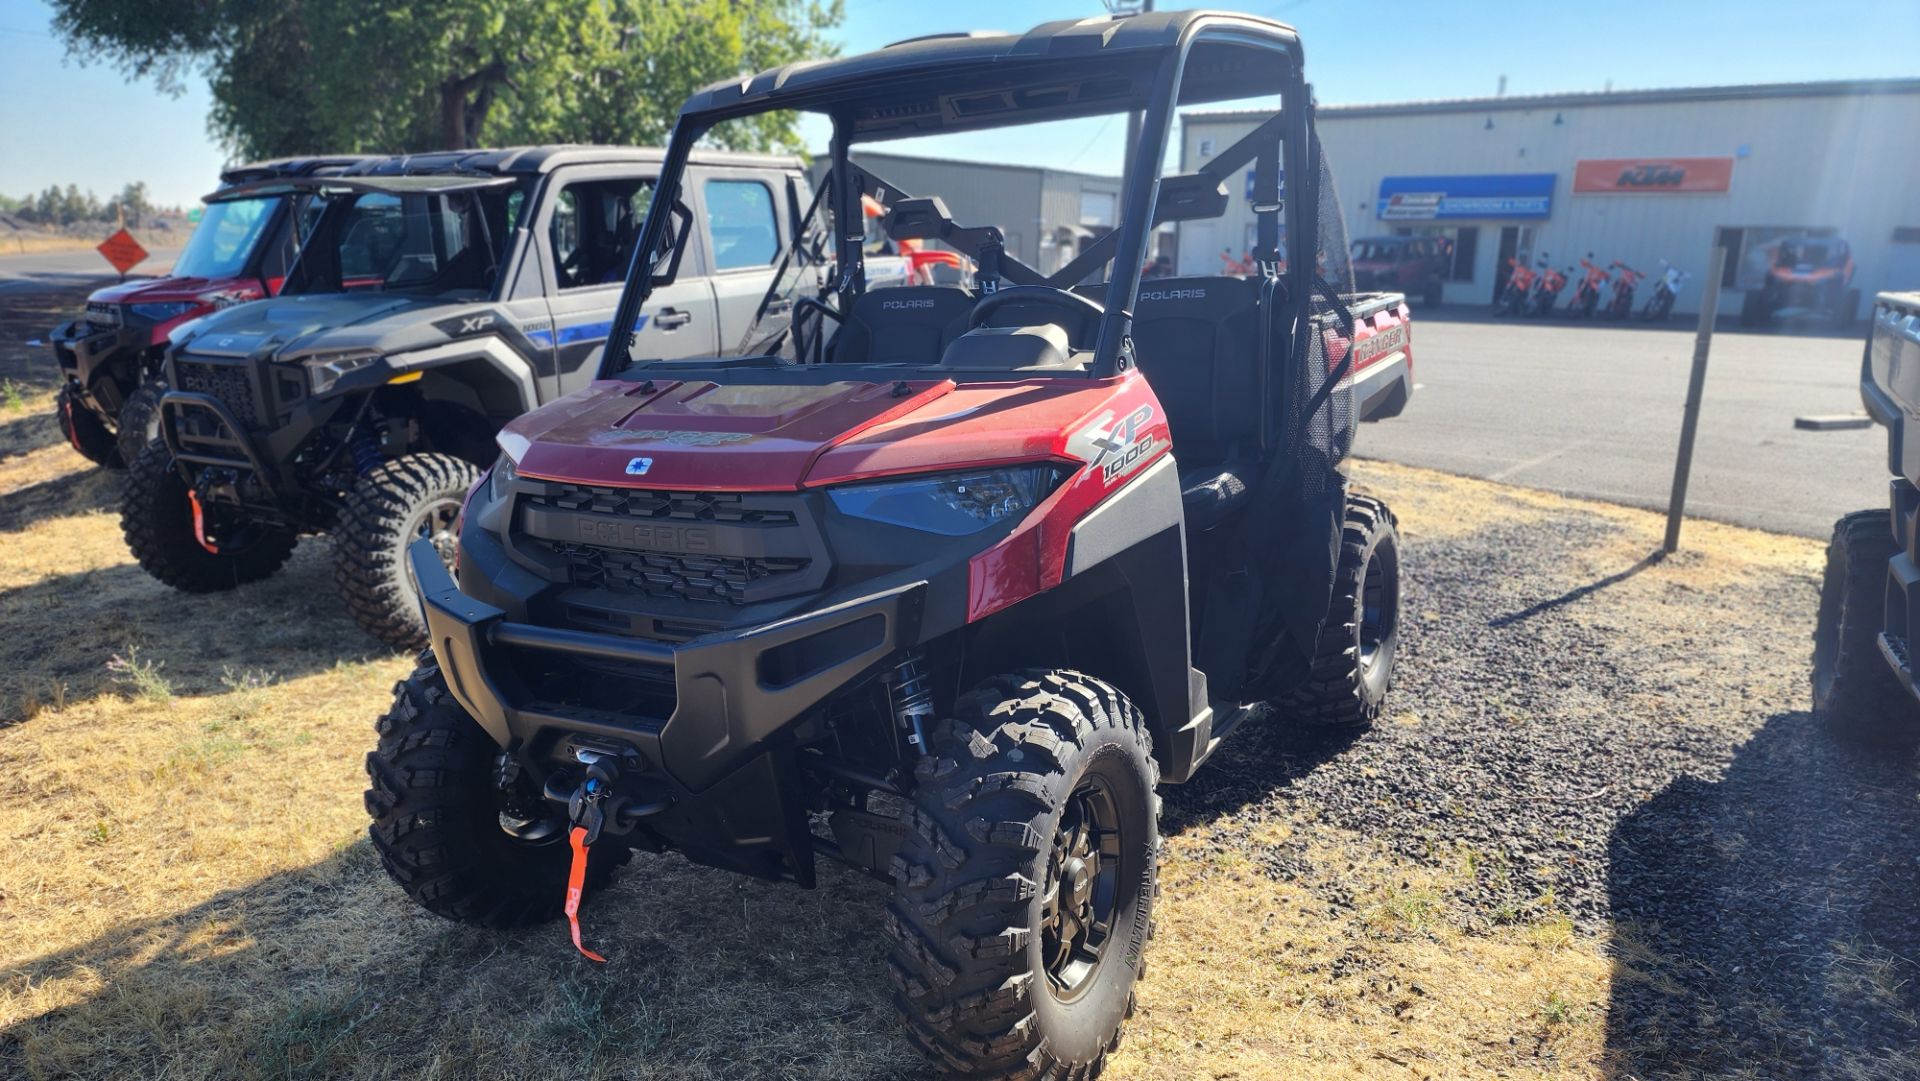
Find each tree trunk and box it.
[438,59,508,149]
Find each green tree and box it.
[48,0,842,159]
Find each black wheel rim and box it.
[1041,776,1123,1001]
[402,497,464,592]
[1359,543,1397,675]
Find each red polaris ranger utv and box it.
[49,156,366,468]
[365,11,1414,1077]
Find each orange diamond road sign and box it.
[97,228,149,275]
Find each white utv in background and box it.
[121,145,807,648]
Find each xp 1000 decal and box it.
[1071,403,1163,486]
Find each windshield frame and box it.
[278,179,530,300]
[174,194,286,280]
[602,15,1311,381]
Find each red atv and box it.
[365,12,1413,1078]
[1741,233,1860,328]
[48,156,364,468]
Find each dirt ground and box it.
[2,286,1917,1080]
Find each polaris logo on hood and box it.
[625,457,653,475]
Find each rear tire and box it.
[1812,510,1920,747]
[365,659,630,927]
[887,670,1159,1080]
[113,379,166,470]
[57,384,121,468]
[120,441,298,592]
[332,452,482,651]
[1273,495,1401,729]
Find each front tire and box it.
[332,452,482,651]
[113,379,167,470]
[888,670,1159,1080]
[365,659,630,926]
[1812,510,1920,746]
[57,384,122,468]
[1273,495,1402,728]
[120,441,298,592]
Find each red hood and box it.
[89,274,253,305]
[506,378,960,490]
[506,375,1116,491]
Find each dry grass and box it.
[0,326,1846,1079]
[0,228,178,257]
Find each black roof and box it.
[679,10,1302,141]
[218,155,372,187]
[337,145,801,178]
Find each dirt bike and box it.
[1526,261,1571,317]
[1563,254,1609,319]
[1602,261,1643,320]
[1642,260,1687,321]
[1493,256,1538,316]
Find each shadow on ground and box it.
[0,463,116,531]
[1160,706,1364,833]
[0,841,919,1081]
[1605,712,1920,1078]
[0,551,389,720]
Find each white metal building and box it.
[1178,79,1920,316]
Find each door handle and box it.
[766,298,793,316]
[654,308,692,330]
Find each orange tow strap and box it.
[187,491,220,554]
[565,826,607,963]
[62,397,84,454]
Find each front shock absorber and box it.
[347,425,381,477]
[886,651,936,754]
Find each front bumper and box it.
[412,539,924,792]
[51,319,149,419]
[413,539,925,882]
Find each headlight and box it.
[303,351,383,396]
[829,465,1064,536]
[489,450,518,500]
[128,301,198,323]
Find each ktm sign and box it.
[1574,157,1734,194]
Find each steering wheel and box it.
[968,286,1105,339]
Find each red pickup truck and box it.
[1350,234,1450,308]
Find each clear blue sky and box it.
[1,0,1914,207]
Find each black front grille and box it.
[527,484,796,524]
[174,359,260,427]
[555,542,810,605]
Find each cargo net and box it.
[1280,147,1357,497]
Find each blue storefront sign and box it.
[1376,173,1556,221]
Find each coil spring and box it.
[348,428,381,477]
[887,651,935,754]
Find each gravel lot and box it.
[1173,462,1920,1078]
[2,284,1917,1079]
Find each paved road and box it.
[0,247,181,296]
[1361,309,1882,538]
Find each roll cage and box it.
[602,10,1322,381]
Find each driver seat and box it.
[1125,276,1272,531]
